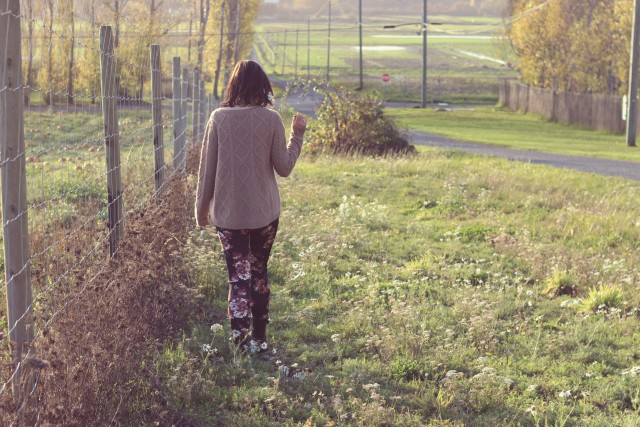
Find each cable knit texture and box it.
[195,106,304,230]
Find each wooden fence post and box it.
[150,44,165,190]
[181,67,190,152]
[192,68,200,144]
[172,57,184,173]
[99,26,124,258]
[0,0,34,403]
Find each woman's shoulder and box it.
[250,106,284,124]
[214,106,282,124]
[253,106,280,115]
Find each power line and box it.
[504,0,557,26]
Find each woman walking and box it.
[195,60,307,353]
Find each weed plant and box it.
[164,147,640,426]
[287,81,414,156]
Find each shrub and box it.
[299,82,415,156]
[391,357,423,380]
[542,270,578,297]
[580,285,625,314]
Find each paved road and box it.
[275,85,640,181]
[408,131,640,181]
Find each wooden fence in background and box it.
[498,79,627,134]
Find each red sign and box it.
[382,73,390,82]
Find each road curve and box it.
[408,131,640,181]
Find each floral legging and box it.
[216,218,279,342]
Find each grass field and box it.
[4,61,640,424]
[387,107,638,163]
[254,15,517,104]
[161,147,640,426]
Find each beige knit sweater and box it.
[195,106,304,230]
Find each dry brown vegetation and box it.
[0,147,204,426]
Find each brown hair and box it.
[220,60,274,107]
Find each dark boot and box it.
[252,318,268,343]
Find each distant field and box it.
[254,15,517,103]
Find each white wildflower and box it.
[278,365,290,377]
[293,371,307,381]
[622,366,640,376]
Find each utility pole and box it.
[295,28,299,80]
[627,0,640,147]
[327,0,331,81]
[282,29,288,75]
[307,19,311,80]
[358,0,363,90]
[421,0,428,108]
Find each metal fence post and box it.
[0,0,34,404]
[150,44,165,190]
[192,68,200,144]
[199,79,206,138]
[181,67,190,154]
[172,57,184,173]
[99,26,124,258]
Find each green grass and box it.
[254,16,517,104]
[164,149,640,426]
[24,108,178,203]
[387,106,640,162]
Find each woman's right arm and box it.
[195,116,218,227]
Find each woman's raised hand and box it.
[292,113,307,135]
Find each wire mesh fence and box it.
[253,20,515,104]
[0,0,209,421]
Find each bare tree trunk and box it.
[139,0,158,99]
[197,0,211,72]
[233,1,241,64]
[46,0,54,106]
[67,2,75,105]
[223,0,239,88]
[188,12,193,63]
[90,0,98,104]
[114,0,121,48]
[24,0,34,106]
[213,0,225,99]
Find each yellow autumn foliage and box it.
[506,0,631,95]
